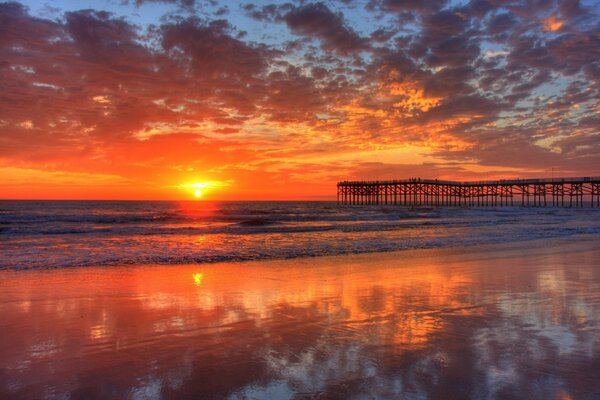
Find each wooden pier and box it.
[337,177,600,207]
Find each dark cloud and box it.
[547,32,600,75]
[65,10,146,69]
[282,2,368,55]
[367,0,448,14]
[487,12,518,35]
[426,35,481,67]
[558,0,585,19]
[241,3,291,22]
[421,10,470,42]
[369,28,397,43]
[372,48,419,79]
[161,18,270,81]
[420,95,502,124]
[423,66,476,97]
[133,0,196,7]
[460,0,495,18]
[0,2,60,48]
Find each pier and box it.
[337,177,600,207]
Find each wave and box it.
[1,200,599,270]
[2,225,598,270]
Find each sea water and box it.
[1,200,599,269]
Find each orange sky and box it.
[1,1,599,200]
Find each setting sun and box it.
[178,181,230,200]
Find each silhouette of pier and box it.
[337,177,600,207]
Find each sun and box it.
[178,180,230,199]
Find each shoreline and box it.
[4,232,599,274]
[71,233,600,269]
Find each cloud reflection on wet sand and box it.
[1,238,599,399]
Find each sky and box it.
[0,0,599,200]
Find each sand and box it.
[1,235,599,399]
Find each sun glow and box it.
[177,180,231,200]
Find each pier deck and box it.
[337,177,600,207]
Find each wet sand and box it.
[1,236,599,399]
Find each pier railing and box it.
[337,177,600,207]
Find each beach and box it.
[1,235,599,399]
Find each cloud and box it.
[487,12,518,35]
[241,3,291,22]
[368,0,448,14]
[134,0,196,7]
[161,18,270,81]
[282,2,368,55]
[1,0,599,199]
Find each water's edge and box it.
[2,200,599,270]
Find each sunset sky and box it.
[1,0,599,200]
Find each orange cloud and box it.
[542,15,564,32]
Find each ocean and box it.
[1,200,599,269]
[2,201,600,399]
